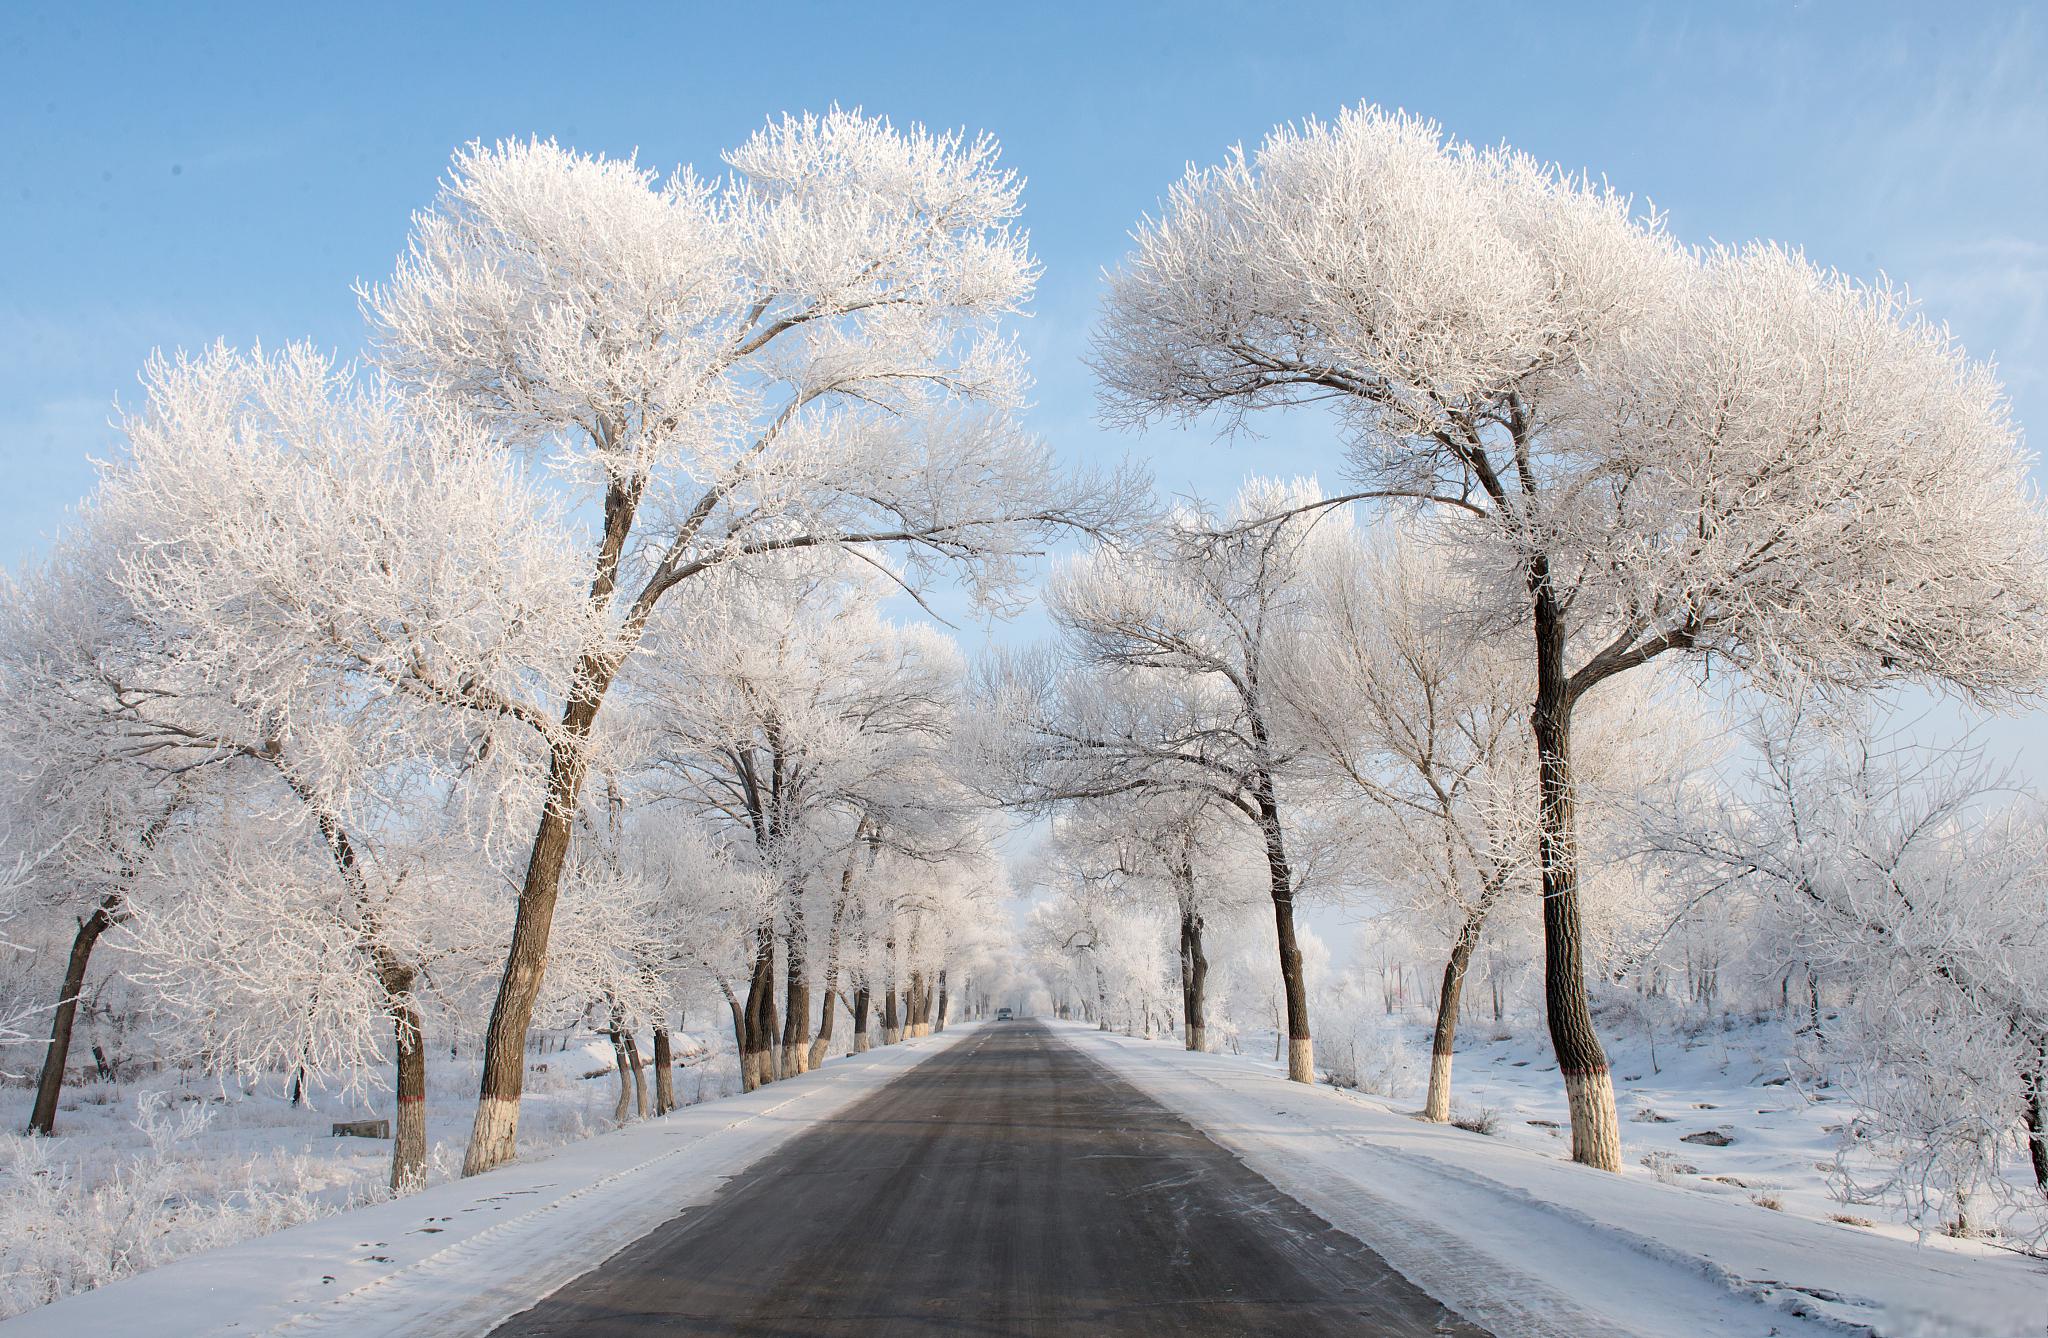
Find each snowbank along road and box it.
[491,1020,1485,1336]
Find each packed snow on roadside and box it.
[0,1024,864,1327]
[1067,1020,2047,1338]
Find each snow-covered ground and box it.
[1069,1020,2048,1338]
[0,1024,972,1332]
[0,1027,744,1319]
[1434,1013,2048,1253]
[9,1013,2042,1337]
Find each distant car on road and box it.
[995,1007,1014,1021]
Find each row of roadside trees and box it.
[981,105,2048,1192]
[5,104,2045,1220]
[1,113,1126,1186]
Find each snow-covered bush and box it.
[1659,703,2048,1242]
[1313,965,1418,1098]
[0,1094,348,1317]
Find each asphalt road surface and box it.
[492,1021,1487,1337]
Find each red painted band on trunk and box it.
[398,1094,426,1104]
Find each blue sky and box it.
[3,2,2043,667]
[4,2,2043,560]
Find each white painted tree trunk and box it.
[1564,1069,1623,1170]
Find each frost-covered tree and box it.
[974,479,1343,1081]
[1278,523,1534,1121]
[2,345,573,1186]
[1038,794,1258,1052]
[1095,105,2048,1167]
[363,116,1139,1171]
[1282,519,1706,1121]
[1656,703,2048,1232]
[604,819,758,1113]
[631,559,971,1087]
[0,631,201,1139]
[1025,871,1175,1039]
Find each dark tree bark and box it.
[722,980,746,1067]
[742,924,779,1090]
[2026,1042,2047,1196]
[904,971,929,1038]
[466,475,644,1177]
[851,986,872,1052]
[286,778,432,1189]
[1178,905,1208,1053]
[1423,901,1491,1123]
[651,1020,676,1115]
[882,984,901,1045]
[27,803,184,1138]
[1256,789,1312,1082]
[1530,582,1621,1171]
[781,901,811,1076]
[391,985,427,1190]
[934,968,949,1033]
[26,895,118,1137]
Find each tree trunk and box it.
[279,778,434,1187]
[390,990,428,1191]
[1424,905,1488,1123]
[809,993,834,1069]
[652,1022,676,1116]
[1178,904,1208,1053]
[781,902,811,1076]
[905,971,928,1038]
[810,875,852,1069]
[623,1027,650,1119]
[609,1011,633,1123]
[742,924,778,1091]
[2026,1043,2047,1196]
[852,986,872,1052]
[1531,588,1621,1172]
[27,896,117,1137]
[464,719,601,1175]
[882,984,901,1045]
[934,969,948,1033]
[1258,796,1313,1083]
[722,982,746,1069]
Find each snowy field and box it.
[0,1027,739,1320]
[1291,992,2048,1253]
[1068,1021,2048,1338]
[1436,1015,2048,1254]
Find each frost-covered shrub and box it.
[0,1094,343,1317]
[1314,969,1417,1098]
[1659,707,2048,1245]
[1450,1107,1500,1136]
[1824,978,2045,1244]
